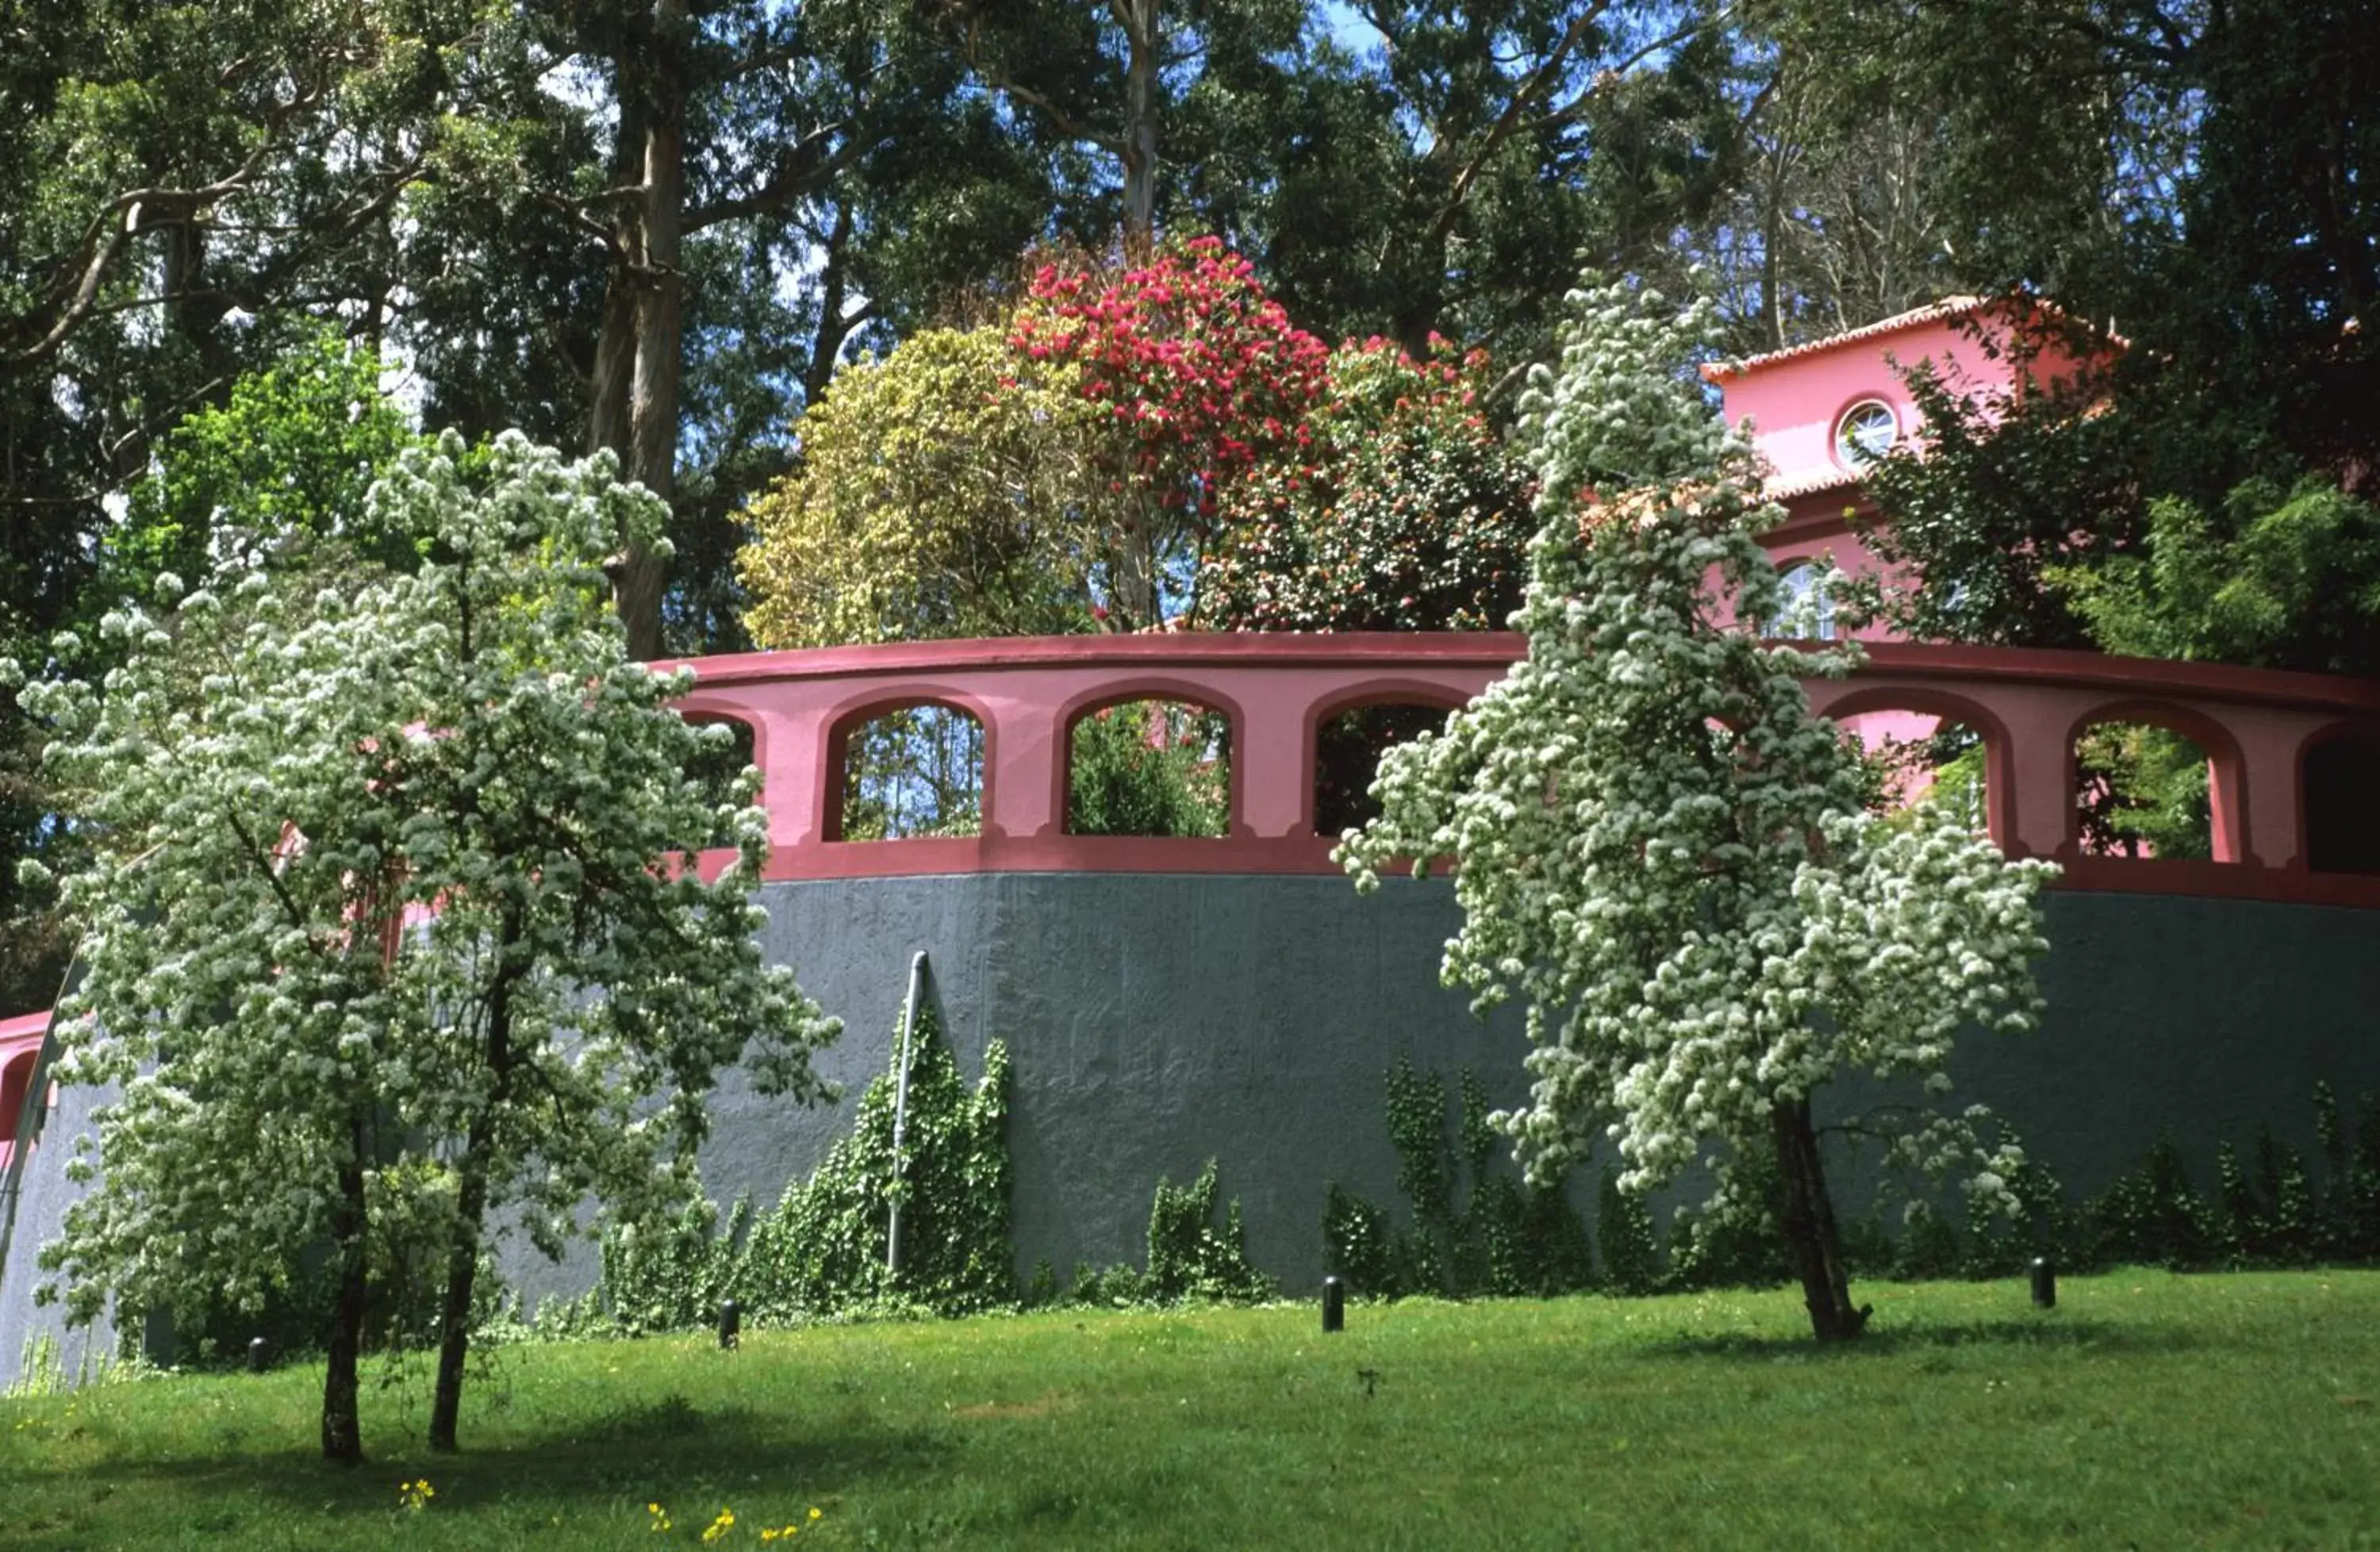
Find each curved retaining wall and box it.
[10,636,2380,1379]
[507,874,2380,1307]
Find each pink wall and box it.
[658,634,2380,908]
[10,637,2377,1047]
[1708,299,2098,496]
[1706,298,2102,649]
[0,1008,48,1166]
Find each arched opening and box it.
[682,713,759,807]
[2301,728,2380,874]
[1811,687,2012,847]
[1065,697,1232,837]
[830,701,985,841]
[0,1050,36,1146]
[1845,711,1991,834]
[2072,717,2217,860]
[1766,561,1837,640]
[680,713,762,850]
[1312,701,1460,837]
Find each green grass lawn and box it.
[4,1270,2376,1550]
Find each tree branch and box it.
[1420,1,1620,246]
[965,20,1129,156]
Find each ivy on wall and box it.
[1326,1058,2380,1302]
[539,1000,1013,1334]
[1322,1055,1596,1299]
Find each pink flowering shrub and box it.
[1199,336,1536,633]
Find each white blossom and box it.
[1337,279,2056,1229]
[12,430,839,1366]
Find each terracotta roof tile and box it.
[1702,297,1990,381]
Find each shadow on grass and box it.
[5,1393,954,1513]
[1643,1316,2190,1362]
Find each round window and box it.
[1833,400,1898,467]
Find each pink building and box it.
[1708,297,2108,765]
[1710,294,2102,633]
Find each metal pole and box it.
[885,951,928,1277]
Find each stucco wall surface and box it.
[9,874,2377,1381]
[621,875,2380,1301]
[0,1081,129,1390]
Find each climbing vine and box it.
[1322,1055,1595,1299]
[544,1001,1012,1333]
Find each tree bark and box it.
[586,97,647,469]
[425,1120,492,1454]
[428,918,519,1453]
[1119,0,1161,258]
[321,1106,371,1464]
[1771,1094,1870,1341]
[590,7,688,663]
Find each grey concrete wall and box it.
[682,877,2380,1296]
[12,874,2380,1377]
[0,1081,127,1390]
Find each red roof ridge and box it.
[1702,295,1993,381]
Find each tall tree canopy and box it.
[7,432,837,1460]
[1338,278,2056,1340]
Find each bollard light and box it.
[247,1336,270,1373]
[719,1297,741,1350]
[2029,1255,2056,1310]
[1322,1276,1345,1334]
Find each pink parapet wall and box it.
[0,1008,50,1171]
[657,632,2380,906]
[1706,296,2103,501]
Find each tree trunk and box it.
[428,922,519,1453]
[320,1107,371,1464]
[586,98,646,468]
[1119,0,1161,258]
[1771,1095,1869,1341]
[425,1126,491,1453]
[592,10,686,663]
[800,202,858,409]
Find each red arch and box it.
[1057,678,1246,838]
[2294,718,2380,873]
[821,690,996,843]
[1818,686,2014,847]
[2062,698,2247,862]
[1302,681,1474,838]
[0,1050,36,1145]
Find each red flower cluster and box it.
[1012,238,1330,525]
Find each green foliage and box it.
[12,431,838,1458]
[1664,1144,1792,1293]
[2072,724,2213,861]
[735,325,1100,649]
[2055,478,2380,679]
[1595,1168,1663,1298]
[1322,1056,1595,1300]
[103,332,427,614]
[1065,701,1230,838]
[566,1002,1013,1332]
[1145,1161,1273,1305]
[1856,352,2143,651]
[1855,1087,2380,1279]
[839,708,985,841]
[1200,340,1536,632]
[2079,1139,2217,1270]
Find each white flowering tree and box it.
[6,432,838,1459]
[1337,281,2057,1340]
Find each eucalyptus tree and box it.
[1293,1,1739,365]
[941,0,1320,257]
[1337,280,2056,1339]
[8,433,837,1460]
